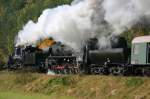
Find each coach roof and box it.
[132,35,150,43]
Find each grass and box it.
[0,91,50,99]
[13,72,38,85]
[0,71,150,99]
[125,77,144,87]
[0,91,73,99]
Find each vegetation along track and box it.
[0,71,150,99]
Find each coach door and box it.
[147,43,150,64]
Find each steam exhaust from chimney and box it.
[15,0,150,51]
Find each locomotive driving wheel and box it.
[90,66,104,75]
[109,66,125,76]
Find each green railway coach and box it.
[131,36,150,65]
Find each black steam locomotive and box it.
[81,37,130,75]
[7,41,79,73]
[7,36,150,76]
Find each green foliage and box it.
[48,77,72,86]
[125,77,144,87]
[122,24,150,47]
[43,77,72,95]
[0,49,6,67]
[0,0,73,62]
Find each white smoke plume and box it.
[16,0,150,50]
[103,0,150,34]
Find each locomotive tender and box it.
[7,36,150,76]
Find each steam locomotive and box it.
[7,36,150,76]
[7,38,79,73]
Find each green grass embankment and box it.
[0,71,150,99]
[0,92,51,99]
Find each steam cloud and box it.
[16,0,150,51]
